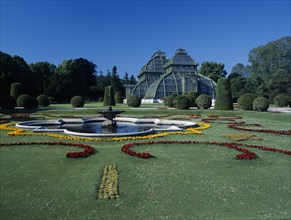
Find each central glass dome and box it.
[131,48,217,102]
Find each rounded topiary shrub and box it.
[268,93,279,104]
[98,97,103,102]
[238,93,257,110]
[274,95,290,107]
[253,97,269,111]
[71,96,85,108]
[37,94,50,107]
[103,86,115,106]
[215,78,233,110]
[127,95,141,107]
[188,91,198,107]
[48,96,54,104]
[196,94,212,109]
[163,93,177,107]
[0,95,16,109]
[17,94,38,110]
[115,92,123,104]
[174,95,190,110]
[10,83,23,99]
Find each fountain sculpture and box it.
[16,107,198,137]
[97,107,124,131]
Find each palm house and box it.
[129,48,217,103]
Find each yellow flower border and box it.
[97,164,119,199]
[0,122,210,142]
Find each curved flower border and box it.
[228,123,291,135]
[201,115,245,124]
[0,141,95,158]
[121,140,291,160]
[201,115,291,135]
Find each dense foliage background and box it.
[1,36,290,102]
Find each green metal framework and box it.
[131,48,216,100]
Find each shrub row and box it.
[163,93,212,110]
[0,94,51,110]
[238,93,290,111]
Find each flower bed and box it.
[97,164,119,199]
[9,113,30,119]
[228,123,291,135]
[121,140,291,160]
[201,115,245,124]
[201,115,291,135]
[186,114,201,118]
[0,122,210,142]
[0,141,95,158]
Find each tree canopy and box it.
[248,36,291,96]
[0,51,133,102]
[198,61,227,82]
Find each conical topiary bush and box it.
[215,78,233,110]
[10,83,23,100]
[103,86,116,106]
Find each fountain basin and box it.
[16,117,198,137]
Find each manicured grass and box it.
[0,104,290,219]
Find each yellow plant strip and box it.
[0,122,210,142]
[97,164,119,199]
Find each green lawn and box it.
[0,103,290,220]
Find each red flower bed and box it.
[0,119,10,124]
[0,142,95,158]
[137,114,175,119]
[201,115,244,124]
[228,123,291,135]
[186,114,201,118]
[121,140,291,160]
[201,115,291,135]
[9,114,30,119]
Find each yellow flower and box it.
[0,122,210,142]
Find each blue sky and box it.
[1,0,290,77]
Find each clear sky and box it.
[1,0,290,77]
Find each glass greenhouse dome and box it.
[130,48,217,103]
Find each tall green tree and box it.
[124,71,130,84]
[229,64,255,101]
[248,36,291,96]
[110,66,125,96]
[231,63,251,79]
[0,52,31,96]
[30,62,56,96]
[129,74,137,84]
[52,58,97,101]
[198,61,227,82]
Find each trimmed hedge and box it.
[17,94,38,110]
[37,94,50,107]
[115,92,123,103]
[196,94,212,109]
[274,95,290,107]
[188,91,198,107]
[10,83,23,99]
[0,95,16,109]
[127,95,141,107]
[238,93,257,110]
[174,95,190,110]
[103,86,115,106]
[215,78,233,110]
[71,96,85,108]
[164,93,178,107]
[253,97,269,111]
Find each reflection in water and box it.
[47,122,161,134]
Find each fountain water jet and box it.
[97,106,124,131]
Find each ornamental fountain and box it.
[16,107,198,137]
[97,106,124,131]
